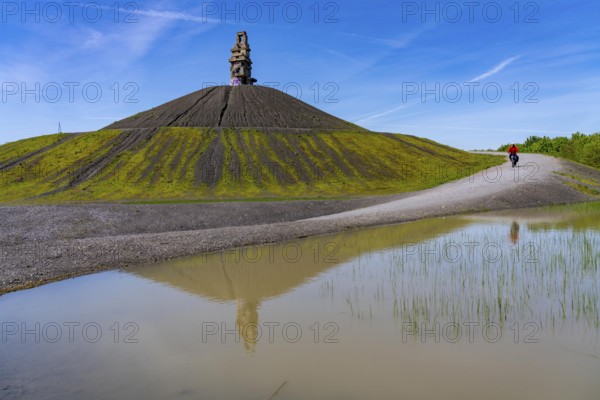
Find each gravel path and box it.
[308,153,578,224]
[1,153,598,294]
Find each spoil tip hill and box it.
[0,85,503,202]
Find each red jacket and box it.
[508,146,519,154]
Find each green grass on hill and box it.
[0,128,504,203]
[0,130,123,201]
[0,133,68,162]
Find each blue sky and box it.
[1,0,599,149]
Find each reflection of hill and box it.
[127,217,469,351]
[128,217,470,304]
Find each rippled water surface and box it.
[2,204,599,399]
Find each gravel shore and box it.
[1,154,598,294]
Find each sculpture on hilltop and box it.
[104,31,363,131]
[229,31,257,86]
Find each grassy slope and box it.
[0,133,68,162]
[0,128,504,203]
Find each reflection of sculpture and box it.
[509,221,520,244]
[132,247,341,352]
[236,300,259,352]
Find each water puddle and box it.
[1,205,599,399]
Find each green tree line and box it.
[498,132,600,169]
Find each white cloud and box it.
[314,46,369,66]
[386,124,567,134]
[470,56,521,82]
[355,104,409,124]
[82,29,105,49]
[134,9,221,24]
[340,27,433,49]
[0,62,47,83]
[71,16,175,64]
